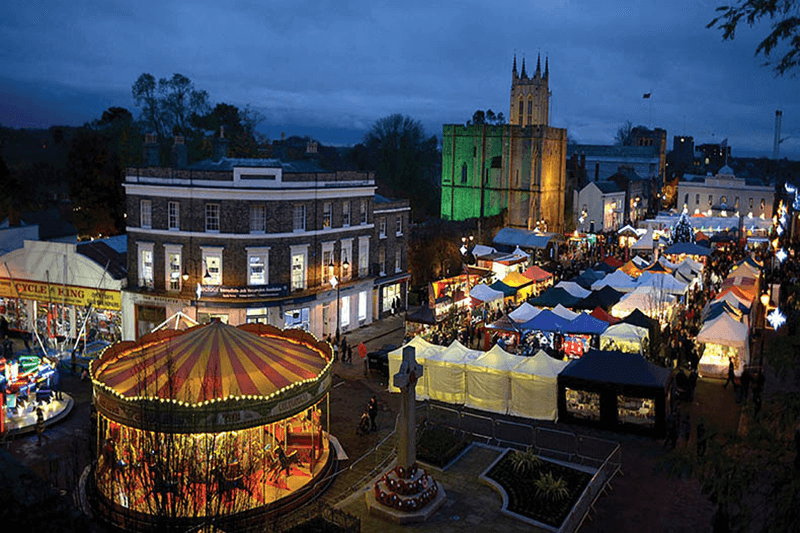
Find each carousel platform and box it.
[4,393,74,436]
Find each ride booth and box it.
[557,349,671,437]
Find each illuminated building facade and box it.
[677,165,774,219]
[440,55,568,232]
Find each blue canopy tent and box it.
[557,349,672,436]
[662,242,712,257]
[574,286,625,310]
[528,287,583,308]
[519,309,569,332]
[573,268,606,289]
[489,280,519,298]
[564,313,610,335]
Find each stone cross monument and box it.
[393,346,422,471]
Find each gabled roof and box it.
[594,181,624,194]
[493,228,563,249]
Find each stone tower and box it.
[510,54,550,127]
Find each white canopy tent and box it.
[426,340,482,404]
[551,304,580,321]
[508,302,541,323]
[636,272,688,295]
[469,283,504,303]
[632,255,650,268]
[631,231,655,251]
[464,345,525,414]
[611,288,676,321]
[697,313,751,378]
[555,281,592,299]
[600,322,649,354]
[591,270,639,292]
[387,336,443,397]
[508,350,569,420]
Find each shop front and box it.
[376,273,409,319]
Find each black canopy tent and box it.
[557,349,672,436]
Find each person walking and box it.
[367,396,378,431]
[723,357,735,389]
[35,407,49,446]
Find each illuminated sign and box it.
[0,278,121,310]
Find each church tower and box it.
[510,53,550,127]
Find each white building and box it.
[575,181,626,233]
[677,166,774,220]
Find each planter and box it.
[416,423,470,468]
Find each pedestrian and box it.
[35,407,49,446]
[697,419,707,458]
[368,396,378,431]
[723,357,735,389]
[340,336,348,363]
[346,344,353,364]
[333,342,339,362]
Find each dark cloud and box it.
[1,0,798,158]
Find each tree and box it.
[468,109,506,125]
[362,114,441,221]
[707,0,800,75]
[615,120,634,146]
[670,208,697,244]
[131,73,210,138]
[192,102,266,158]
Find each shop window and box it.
[358,291,367,322]
[284,307,309,331]
[250,204,266,233]
[342,202,350,227]
[205,203,220,232]
[382,284,400,313]
[246,307,268,324]
[323,202,332,228]
[293,204,306,232]
[247,247,269,285]
[140,200,152,229]
[168,201,179,230]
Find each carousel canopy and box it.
[522,265,553,282]
[564,313,609,335]
[575,286,625,310]
[508,302,542,323]
[555,281,592,299]
[519,309,569,332]
[662,242,712,256]
[470,283,505,303]
[529,287,583,308]
[91,321,329,404]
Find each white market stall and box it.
[426,340,482,404]
[611,287,677,322]
[508,350,569,420]
[636,272,688,296]
[697,313,751,378]
[555,281,591,299]
[464,344,525,413]
[600,323,649,355]
[387,336,443,398]
[469,283,504,304]
[508,302,541,323]
[551,303,580,321]
[591,270,639,292]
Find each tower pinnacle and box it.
[535,53,541,78]
[520,57,527,78]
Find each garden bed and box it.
[486,450,592,529]
[416,422,471,469]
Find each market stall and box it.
[599,323,649,355]
[528,287,583,309]
[696,313,750,378]
[387,336,442,398]
[89,321,333,529]
[501,271,536,302]
[521,265,554,295]
[611,288,676,322]
[554,281,591,300]
[561,313,609,358]
[508,350,569,420]
[590,270,638,292]
[573,268,606,290]
[574,286,625,311]
[507,302,541,324]
[557,349,671,436]
[425,340,482,404]
[464,345,525,414]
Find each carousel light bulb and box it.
[767,308,786,330]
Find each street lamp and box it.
[329,258,350,341]
[182,258,213,321]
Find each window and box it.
[250,205,266,233]
[341,239,353,281]
[720,196,727,205]
[285,307,309,331]
[708,194,713,206]
[342,202,350,227]
[164,244,182,291]
[379,217,387,238]
[379,247,386,276]
[168,201,179,230]
[761,198,766,210]
[696,194,700,205]
[322,242,334,282]
[527,98,532,115]
[140,200,152,228]
[358,236,369,277]
[323,202,332,228]
[138,242,154,288]
[395,248,402,273]
[293,204,306,231]
[360,200,367,225]
[291,245,308,291]
[684,194,689,206]
[396,215,403,236]
[749,197,754,209]
[461,164,467,183]
[201,247,223,286]
[735,196,739,208]
[341,295,350,329]
[246,247,270,285]
[205,204,220,232]
[518,99,523,124]
[358,291,367,322]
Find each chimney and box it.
[171,135,187,168]
[213,126,228,162]
[143,133,159,166]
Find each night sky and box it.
[2,0,799,158]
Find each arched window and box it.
[518,99,524,124]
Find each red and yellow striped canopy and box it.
[92,321,329,404]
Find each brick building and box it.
[122,147,409,340]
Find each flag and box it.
[642,92,651,99]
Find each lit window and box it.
[358,291,367,321]
[341,295,350,328]
[395,248,402,273]
[250,205,266,233]
[708,195,713,206]
[341,239,352,281]
[139,244,154,288]
[247,247,269,285]
[358,236,369,277]
[360,200,367,225]
[291,248,306,291]
[140,200,152,228]
[164,246,182,291]
[396,216,403,236]
[323,202,332,228]
[342,202,350,227]
[203,251,222,286]
[168,201,179,230]
[322,242,334,282]
[205,204,220,232]
[293,205,306,231]
[761,198,766,210]
[379,217,387,238]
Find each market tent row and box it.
[469,284,505,305]
[558,349,672,436]
[508,302,541,323]
[425,340,483,404]
[465,344,526,413]
[387,336,444,398]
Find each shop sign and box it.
[200,284,289,299]
[0,278,121,310]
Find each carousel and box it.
[89,320,333,531]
